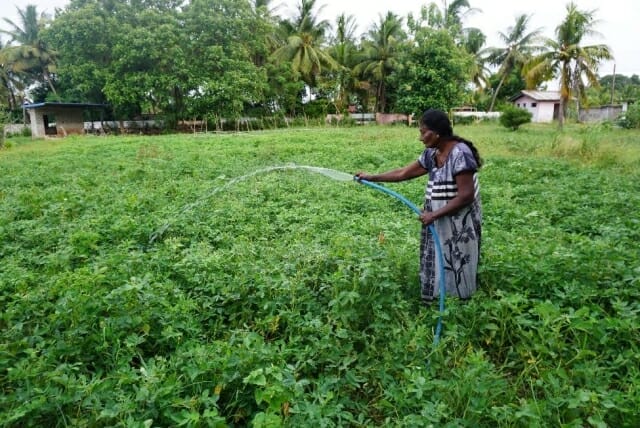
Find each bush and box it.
[617,103,640,129]
[499,106,532,131]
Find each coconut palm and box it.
[524,2,613,129]
[485,14,542,111]
[251,0,281,67]
[0,41,25,109]
[327,13,359,111]
[354,12,405,113]
[271,0,336,87]
[418,0,479,35]
[1,5,58,96]
[463,27,490,90]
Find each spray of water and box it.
[148,164,354,244]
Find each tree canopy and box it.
[0,0,622,128]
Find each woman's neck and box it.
[435,137,456,153]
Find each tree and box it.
[463,27,490,91]
[103,7,188,124]
[408,0,479,43]
[272,0,336,87]
[184,0,269,122]
[1,5,58,97]
[325,13,359,112]
[43,2,115,105]
[524,2,613,129]
[354,12,405,112]
[393,29,472,114]
[485,14,542,112]
[0,40,25,109]
[250,0,281,67]
[597,74,640,104]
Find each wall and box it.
[536,103,557,123]
[28,109,44,137]
[28,107,85,137]
[579,105,623,122]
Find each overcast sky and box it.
[1,0,638,82]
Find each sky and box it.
[1,0,638,84]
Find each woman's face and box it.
[419,124,439,147]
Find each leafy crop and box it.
[1,125,639,426]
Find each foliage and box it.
[2,124,639,426]
[323,13,360,113]
[0,5,59,98]
[0,0,626,128]
[484,14,543,112]
[353,12,406,113]
[40,3,112,106]
[617,102,640,129]
[524,3,613,129]
[499,105,532,130]
[587,74,640,106]
[394,29,472,114]
[271,0,335,87]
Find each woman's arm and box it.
[355,160,427,183]
[419,171,476,225]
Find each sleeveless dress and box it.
[417,143,482,302]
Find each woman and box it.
[356,109,482,303]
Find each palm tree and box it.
[524,2,613,129]
[251,0,281,67]
[1,5,58,97]
[0,41,25,109]
[463,27,490,91]
[417,0,478,36]
[271,0,336,87]
[354,12,405,112]
[327,13,359,111]
[485,14,542,111]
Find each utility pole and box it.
[610,64,616,105]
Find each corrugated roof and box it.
[23,102,107,109]
[510,90,561,101]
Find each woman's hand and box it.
[419,211,437,225]
[354,172,372,181]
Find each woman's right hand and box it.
[354,172,372,181]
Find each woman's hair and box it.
[421,109,482,168]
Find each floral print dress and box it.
[417,143,482,302]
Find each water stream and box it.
[148,164,354,244]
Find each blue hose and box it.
[355,178,446,350]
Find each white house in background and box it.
[509,90,561,123]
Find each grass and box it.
[1,122,639,426]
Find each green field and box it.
[1,123,639,426]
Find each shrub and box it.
[617,103,640,129]
[499,106,532,131]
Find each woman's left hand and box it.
[419,211,437,225]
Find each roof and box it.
[23,102,107,109]
[509,90,561,102]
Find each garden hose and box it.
[354,178,446,349]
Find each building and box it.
[22,102,106,138]
[509,90,561,123]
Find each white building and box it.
[509,90,561,123]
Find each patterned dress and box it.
[417,143,482,302]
